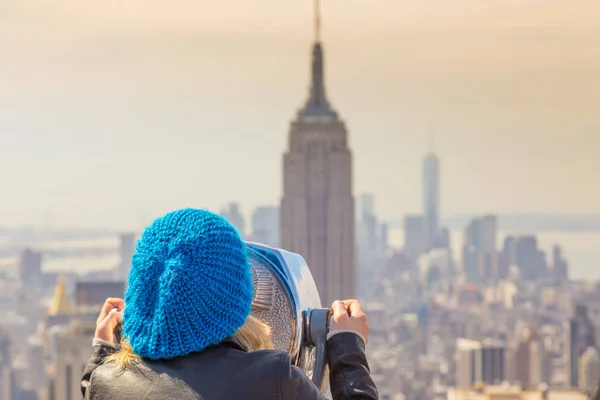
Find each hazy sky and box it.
[1,0,599,229]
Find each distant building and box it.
[464,215,497,254]
[462,216,498,282]
[480,339,506,385]
[363,302,388,338]
[436,227,451,249]
[385,251,411,275]
[514,329,551,389]
[565,305,596,387]
[0,367,11,400]
[357,193,374,222]
[462,246,483,284]
[380,223,389,252]
[19,249,42,283]
[456,339,481,388]
[578,347,600,392]
[359,212,375,251]
[75,281,125,310]
[540,286,560,309]
[356,195,387,297]
[46,276,76,328]
[418,249,452,292]
[48,276,75,317]
[457,285,484,307]
[220,203,246,238]
[423,153,440,249]
[501,236,547,281]
[250,206,279,248]
[26,336,45,392]
[0,328,14,400]
[456,338,506,387]
[528,335,551,388]
[49,315,97,400]
[404,215,428,260]
[357,194,387,259]
[118,233,135,282]
[552,245,569,281]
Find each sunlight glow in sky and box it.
[1,0,599,228]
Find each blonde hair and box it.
[104,316,274,370]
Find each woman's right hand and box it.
[329,299,370,344]
[95,298,124,344]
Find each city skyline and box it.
[0,0,600,400]
[1,0,600,229]
[2,2,600,397]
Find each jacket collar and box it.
[221,337,247,352]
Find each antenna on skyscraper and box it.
[314,0,322,42]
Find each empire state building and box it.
[281,1,355,308]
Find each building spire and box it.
[48,274,75,316]
[314,0,321,43]
[298,0,337,120]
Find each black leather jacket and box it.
[81,332,378,400]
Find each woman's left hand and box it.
[95,298,124,343]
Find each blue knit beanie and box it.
[122,208,254,360]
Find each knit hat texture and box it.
[123,208,253,360]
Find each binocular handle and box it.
[306,308,332,391]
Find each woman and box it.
[81,208,378,399]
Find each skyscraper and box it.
[53,317,97,400]
[578,347,600,392]
[423,152,440,249]
[480,339,506,385]
[404,215,428,259]
[251,206,280,248]
[0,328,13,400]
[281,0,355,307]
[357,193,374,221]
[75,281,125,309]
[514,328,551,388]
[552,245,569,280]
[463,215,498,282]
[455,338,507,387]
[456,339,481,388]
[565,305,596,387]
[119,233,135,281]
[356,194,386,297]
[220,203,246,238]
[464,215,497,254]
[501,236,547,281]
[19,248,42,283]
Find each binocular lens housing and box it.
[247,243,331,394]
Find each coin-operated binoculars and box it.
[247,242,331,394]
